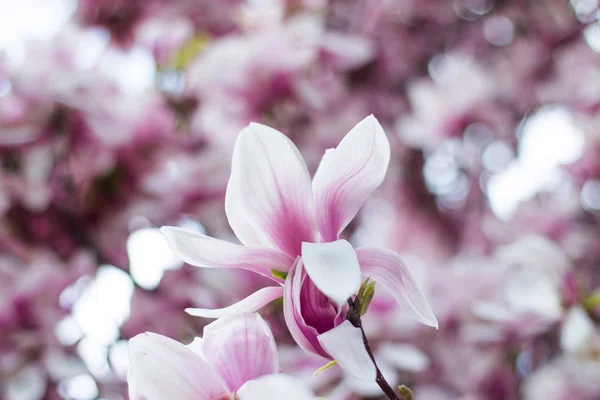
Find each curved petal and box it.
[238,374,315,400]
[356,247,438,328]
[202,313,279,393]
[301,240,361,306]
[161,226,294,281]
[317,321,376,383]
[225,123,317,256]
[312,115,390,242]
[128,332,230,400]
[186,287,284,318]
[283,258,327,357]
[298,273,339,334]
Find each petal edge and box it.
[356,247,438,328]
[160,226,293,281]
[312,115,390,242]
[186,287,284,319]
[225,123,317,256]
[301,240,361,307]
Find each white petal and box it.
[225,123,317,256]
[161,226,294,281]
[301,240,361,306]
[356,247,438,328]
[186,337,205,358]
[186,287,284,318]
[4,366,46,400]
[560,307,595,353]
[203,313,279,393]
[317,321,376,383]
[320,33,374,70]
[312,115,390,242]
[377,344,430,373]
[128,332,229,400]
[238,374,315,400]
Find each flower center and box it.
[299,274,338,334]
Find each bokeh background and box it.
[1,0,600,399]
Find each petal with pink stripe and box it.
[202,313,279,393]
[186,286,284,319]
[161,226,294,281]
[312,115,390,242]
[128,332,230,400]
[225,123,317,256]
[356,247,438,328]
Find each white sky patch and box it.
[0,80,11,97]
[570,0,598,22]
[560,307,595,352]
[73,27,111,70]
[581,179,600,211]
[483,16,514,47]
[482,141,514,173]
[428,53,468,84]
[378,344,430,373]
[488,106,585,219]
[177,216,207,233]
[424,146,460,194]
[127,227,183,290]
[4,365,46,400]
[504,269,562,319]
[0,0,76,65]
[108,340,130,380]
[571,0,598,14]
[58,374,99,400]
[584,22,600,52]
[55,316,84,347]
[97,46,156,94]
[77,338,112,379]
[72,265,134,344]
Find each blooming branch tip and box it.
[270,269,288,280]
[356,278,376,317]
[398,385,414,400]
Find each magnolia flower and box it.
[128,312,315,400]
[161,115,437,380]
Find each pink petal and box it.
[298,271,339,335]
[186,286,284,318]
[237,374,315,400]
[356,247,438,328]
[128,332,230,400]
[283,258,327,357]
[225,123,317,256]
[160,226,294,281]
[312,115,390,242]
[301,240,361,306]
[317,321,376,383]
[202,313,279,393]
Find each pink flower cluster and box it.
[1,0,600,398]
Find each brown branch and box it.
[346,298,404,400]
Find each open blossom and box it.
[161,115,437,380]
[128,312,315,400]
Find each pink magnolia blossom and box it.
[127,312,314,400]
[161,115,437,380]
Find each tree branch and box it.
[346,298,404,400]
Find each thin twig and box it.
[346,299,404,400]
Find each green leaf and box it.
[271,269,288,280]
[398,385,414,400]
[356,278,376,316]
[167,34,211,70]
[583,289,600,311]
